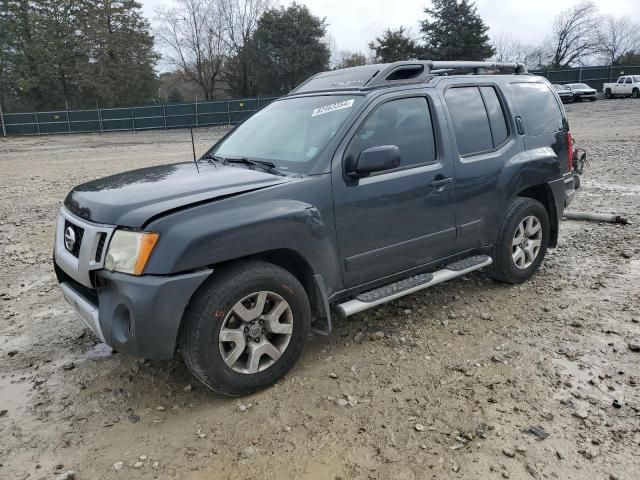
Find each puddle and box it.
[0,376,34,418]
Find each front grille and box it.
[95,232,107,262]
[63,220,84,258]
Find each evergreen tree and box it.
[167,87,184,103]
[83,1,158,106]
[420,0,494,61]
[368,27,422,63]
[252,3,330,94]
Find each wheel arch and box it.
[516,184,559,247]
[179,248,332,345]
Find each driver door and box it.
[331,94,457,288]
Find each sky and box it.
[142,0,640,55]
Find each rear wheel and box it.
[179,260,311,396]
[488,197,550,284]
[633,89,639,99]
[605,89,612,99]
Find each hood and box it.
[65,161,293,227]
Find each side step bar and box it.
[335,255,492,318]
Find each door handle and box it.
[515,116,525,135]
[429,177,453,188]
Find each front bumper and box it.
[56,264,212,359]
[54,207,212,359]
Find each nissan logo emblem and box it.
[64,226,76,252]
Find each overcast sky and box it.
[142,0,640,54]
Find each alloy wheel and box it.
[512,215,543,270]
[218,291,293,374]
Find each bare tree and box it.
[491,31,523,62]
[548,1,600,67]
[596,16,640,65]
[334,50,369,69]
[218,0,274,96]
[156,0,228,101]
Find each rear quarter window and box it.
[510,83,563,136]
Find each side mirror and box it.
[349,145,401,178]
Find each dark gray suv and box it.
[54,61,578,396]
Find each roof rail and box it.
[288,60,529,95]
[365,60,528,88]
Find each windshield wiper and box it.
[201,152,225,164]
[224,157,284,175]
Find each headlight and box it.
[104,230,159,275]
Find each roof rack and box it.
[365,60,527,88]
[289,60,528,95]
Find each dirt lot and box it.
[1,100,639,480]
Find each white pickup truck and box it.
[603,75,640,99]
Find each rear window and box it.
[444,86,509,156]
[510,83,563,136]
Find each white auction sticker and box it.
[312,99,354,117]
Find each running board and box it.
[335,255,492,318]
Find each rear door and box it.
[439,82,522,251]
[331,92,457,288]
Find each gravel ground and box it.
[1,100,639,480]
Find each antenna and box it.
[190,127,199,173]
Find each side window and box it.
[480,86,509,147]
[444,87,493,156]
[625,77,632,84]
[346,97,436,169]
[618,77,625,84]
[510,83,563,136]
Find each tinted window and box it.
[445,87,493,155]
[625,77,632,84]
[346,97,436,169]
[511,83,563,136]
[480,86,509,147]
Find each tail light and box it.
[567,131,573,172]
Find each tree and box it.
[167,86,184,103]
[1,0,157,110]
[420,0,494,61]
[85,1,158,106]
[368,27,421,63]
[219,0,274,97]
[547,1,600,68]
[596,16,640,65]
[156,0,227,101]
[335,50,368,69]
[252,3,330,94]
[491,31,522,62]
[615,50,640,66]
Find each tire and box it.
[487,197,550,284]
[633,89,639,99]
[605,89,612,99]
[179,260,311,396]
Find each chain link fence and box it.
[531,65,640,91]
[0,97,279,136]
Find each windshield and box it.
[570,83,590,89]
[211,95,363,174]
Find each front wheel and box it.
[179,260,311,396]
[488,197,550,284]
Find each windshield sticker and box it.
[312,99,354,117]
